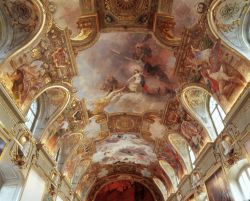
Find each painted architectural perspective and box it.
[0,0,250,201]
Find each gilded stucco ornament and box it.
[71,14,100,53]
[153,13,181,47]
[0,0,47,67]
[216,124,243,167]
[108,113,142,133]
[0,20,77,111]
[11,130,33,169]
[97,0,156,29]
[208,0,250,59]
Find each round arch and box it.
[180,84,217,141]
[1,0,47,65]
[208,0,250,60]
[86,174,165,201]
[25,83,72,141]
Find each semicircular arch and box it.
[180,84,218,141]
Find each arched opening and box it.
[26,85,71,141]
[180,86,222,142]
[94,180,155,201]
[208,0,250,60]
[0,164,23,201]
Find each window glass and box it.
[211,111,224,134]
[188,146,196,168]
[25,101,38,131]
[218,106,226,119]
[209,97,216,113]
[209,97,225,136]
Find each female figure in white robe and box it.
[126,69,145,93]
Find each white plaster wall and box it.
[0,164,23,201]
[20,169,46,201]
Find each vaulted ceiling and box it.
[0,0,249,200]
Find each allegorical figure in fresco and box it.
[132,42,170,84]
[9,64,44,104]
[181,120,203,151]
[126,69,148,93]
[52,47,69,79]
[110,33,175,95]
[188,39,246,101]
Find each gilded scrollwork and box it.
[208,0,250,59]
[71,14,100,53]
[216,124,243,167]
[153,13,181,47]
[108,113,142,133]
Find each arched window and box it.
[209,96,225,136]
[25,101,39,132]
[237,167,250,200]
[188,146,196,169]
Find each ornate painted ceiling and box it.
[0,0,249,200]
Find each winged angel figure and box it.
[189,39,245,101]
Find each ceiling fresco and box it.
[0,0,250,200]
[73,32,178,114]
[49,0,82,35]
[171,0,200,35]
[92,134,157,166]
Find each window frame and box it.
[188,146,196,169]
[25,100,40,132]
[208,96,226,136]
